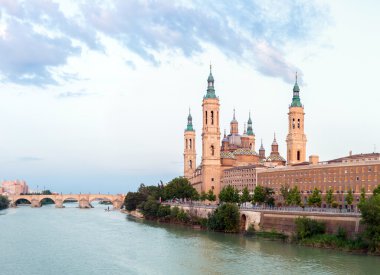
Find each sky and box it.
[0,0,379,194]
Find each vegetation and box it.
[218,185,240,203]
[325,188,334,207]
[252,186,274,206]
[164,177,199,201]
[207,189,216,202]
[307,188,322,207]
[286,186,301,206]
[207,203,240,233]
[345,189,354,207]
[359,187,366,206]
[0,195,10,210]
[240,186,251,206]
[200,191,207,202]
[295,217,325,240]
[358,194,380,252]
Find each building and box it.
[257,153,380,207]
[184,66,288,194]
[0,180,29,195]
[182,67,379,207]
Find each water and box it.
[1,204,379,275]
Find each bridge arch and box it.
[240,214,247,232]
[13,197,32,206]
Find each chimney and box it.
[309,155,319,165]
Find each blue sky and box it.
[0,0,379,193]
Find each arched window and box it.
[186,139,188,149]
[205,111,208,125]
[297,150,301,161]
[211,111,214,125]
[292,118,295,129]
[190,139,192,149]
[211,145,215,156]
[297,119,300,129]
[189,160,192,168]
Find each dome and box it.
[266,154,286,162]
[228,134,241,146]
[221,151,236,159]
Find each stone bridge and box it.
[9,194,125,209]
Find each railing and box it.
[162,202,361,216]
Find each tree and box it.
[42,190,52,195]
[280,184,290,203]
[359,195,380,252]
[307,188,322,207]
[124,192,147,211]
[253,186,275,206]
[286,186,301,206]
[373,185,380,197]
[240,186,251,206]
[164,177,199,201]
[207,203,240,233]
[207,189,216,202]
[200,191,208,202]
[253,186,266,204]
[0,195,9,210]
[325,188,334,207]
[359,187,366,206]
[345,189,354,207]
[219,185,240,203]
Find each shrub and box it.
[0,195,10,210]
[157,204,171,218]
[295,217,326,240]
[139,197,160,218]
[176,209,190,223]
[207,203,240,233]
[336,227,347,240]
[170,206,180,218]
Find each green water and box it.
[1,204,379,275]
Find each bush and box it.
[176,209,190,223]
[139,197,160,218]
[170,206,180,219]
[157,204,171,218]
[124,192,147,211]
[295,217,326,240]
[0,195,10,210]
[336,227,347,240]
[207,203,240,233]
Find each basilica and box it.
[183,67,307,195]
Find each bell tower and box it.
[201,65,221,194]
[286,73,307,164]
[184,109,196,178]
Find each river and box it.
[1,204,379,275]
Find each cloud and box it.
[18,156,43,162]
[0,0,329,85]
[57,90,94,98]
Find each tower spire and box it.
[186,108,194,131]
[205,64,216,98]
[291,71,302,107]
[247,111,254,136]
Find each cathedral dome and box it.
[221,151,236,159]
[234,148,258,156]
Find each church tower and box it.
[286,73,307,164]
[184,109,196,178]
[201,65,221,194]
[247,112,256,151]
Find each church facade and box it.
[183,67,303,194]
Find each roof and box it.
[327,153,380,164]
[234,148,258,156]
[221,151,236,159]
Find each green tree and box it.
[219,185,240,203]
[207,203,240,233]
[41,190,52,195]
[280,184,290,203]
[345,189,354,207]
[359,187,366,206]
[200,191,207,202]
[325,188,334,207]
[287,186,301,206]
[164,177,199,201]
[207,189,216,202]
[253,186,266,204]
[0,195,9,210]
[307,188,322,207]
[138,197,160,218]
[358,195,380,252]
[373,185,380,197]
[240,186,251,206]
[124,192,147,211]
[295,217,326,240]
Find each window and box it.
[297,150,301,161]
[297,119,300,129]
[211,145,215,156]
[205,111,208,124]
[186,139,188,149]
[189,160,192,168]
[189,139,192,149]
[292,118,295,129]
[211,111,214,125]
